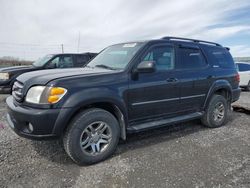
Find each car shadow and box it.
[30,119,205,165]
[30,113,236,165]
[241,89,249,92]
[115,119,205,155]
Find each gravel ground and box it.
[0,92,249,188]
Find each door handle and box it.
[166,78,178,82]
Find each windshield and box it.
[33,55,53,67]
[87,42,144,70]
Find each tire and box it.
[245,81,250,91]
[201,94,228,128]
[63,108,120,165]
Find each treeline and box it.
[0,57,33,67]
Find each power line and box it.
[0,42,76,48]
[0,42,63,46]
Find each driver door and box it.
[128,44,180,122]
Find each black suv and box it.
[6,37,240,165]
[0,53,97,94]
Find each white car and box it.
[236,62,250,91]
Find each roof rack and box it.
[162,36,222,47]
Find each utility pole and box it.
[61,44,64,53]
[77,31,80,52]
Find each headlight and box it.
[0,73,9,80]
[25,86,67,104]
[25,86,46,104]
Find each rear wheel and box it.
[201,94,228,128]
[245,81,250,91]
[63,108,120,165]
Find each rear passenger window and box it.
[206,48,235,68]
[143,46,175,71]
[177,48,206,69]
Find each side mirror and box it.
[137,61,156,73]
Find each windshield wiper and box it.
[94,64,117,70]
[84,65,94,68]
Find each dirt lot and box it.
[0,93,249,188]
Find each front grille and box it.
[12,81,24,102]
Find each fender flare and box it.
[52,88,128,139]
[203,79,232,109]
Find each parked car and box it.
[0,53,97,94]
[236,62,250,91]
[6,37,240,165]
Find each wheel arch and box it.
[53,99,128,140]
[203,80,233,109]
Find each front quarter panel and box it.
[48,72,129,133]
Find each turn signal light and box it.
[48,87,67,104]
[48,95,60,103]
[50,87,66,95]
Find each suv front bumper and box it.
[0,85,11,94]
[6,96,61,140]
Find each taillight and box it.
[235,73,240,82]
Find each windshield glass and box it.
[33,55,53,67]
[87,42,144,70]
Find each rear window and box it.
[205,47,235,68]
[237,63,250,72]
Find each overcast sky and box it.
[0,0,250,60]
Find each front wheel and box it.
[245,81,250,91]
[63,108,120,165]
[201,94,228,128]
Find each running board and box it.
[127,112,203,132]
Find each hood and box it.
[16,67,113,86]
[0,65,34,73]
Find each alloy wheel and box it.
[212,102,225,122]
[80,121,112,155]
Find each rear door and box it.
[128,44,180,121]
[175,44,211,113]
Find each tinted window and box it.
[75,55,89,67]
[237,63,250,72]
[143,46,175,71]
[205,47,235,68]
[177,48,206,69]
